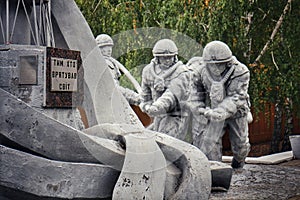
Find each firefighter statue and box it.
[140,39,191,140]
[190,41,252,168]
[186,56,208,148]
[96,34,141,105]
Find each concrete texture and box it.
[0,145,119,199]
[1,88,211,199]
[210,160,300,200]
[0,88,116,164]
[84,123,212,200]
[210,161,233,190]
[112,133,166,200]
[51,0,143,128]
[0,45,85,130]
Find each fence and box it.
[223,104,300,156]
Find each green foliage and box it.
[75,0,300,116]
[247,0,300,115]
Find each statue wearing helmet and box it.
[96,34,114,47]
[152,39,178,57]
[189,41,252,168]
[140,39,191,140]
[95,34,141,105]
[96,34,120,80]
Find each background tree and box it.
[75,0,300,153]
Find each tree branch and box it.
[253,0,293,64]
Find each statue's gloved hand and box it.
[204,108,229,121]
[198,107,209,115]
[154,81,165,92]
[231,94,245,107]
[140,102,151,113]
[186,102,206,116]
[132,94,142,105]
[128,92,142,105]
[146,105,166,116]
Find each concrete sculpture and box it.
[140,39,191,141]
[0,1,215,199]
[96,33,141,106]
[189,41,252,168]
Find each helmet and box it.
[203,41,232,63]
[152,39,178,57]
[96,34,114,47]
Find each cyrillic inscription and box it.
[50,57,78,92]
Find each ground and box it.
[210,160,300,200]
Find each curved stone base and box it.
[0,145,119,199]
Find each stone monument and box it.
[189,40,252,169]
[140,39,191,141]
[95,33,141,106]
[0,1,215,200]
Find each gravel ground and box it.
[210,160,300,200]
[1,159,299,200]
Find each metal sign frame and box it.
[43,47,83,108]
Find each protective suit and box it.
[186,57,207,147]
[140,39,191,140]
[96,34,141,105]
[190,41,252,168]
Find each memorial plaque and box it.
[50,57,78,92]
[44,47,83,108]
